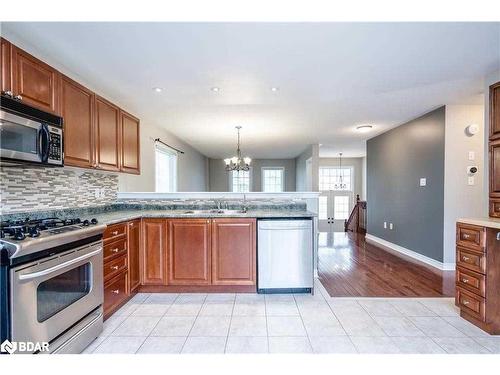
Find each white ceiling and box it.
[2,22,499,158]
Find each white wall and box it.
[119,123,208,192]
[443,104,485,263]
[295,145,320,191]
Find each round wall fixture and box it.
[466,124,479,136]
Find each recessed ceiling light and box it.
[152,87,163,93]
[211,87,220,92]
[356,125,373,133]
[271,87,279,92]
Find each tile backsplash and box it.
[0,166,118,214]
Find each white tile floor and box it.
[83,279,500,354]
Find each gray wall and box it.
[209,159,296,192]
[367,107,446,262]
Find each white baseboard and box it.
[365,234,455,271]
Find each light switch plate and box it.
[420,178,426,187]
[389,223,394,230]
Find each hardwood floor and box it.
[318,232,455,297]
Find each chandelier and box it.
[224,126,252,171]
[334,152,347,190]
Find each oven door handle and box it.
[18,248,102,282]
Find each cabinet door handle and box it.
[496,232,500,241]
[112,289,120,294]
[129,223,134,227]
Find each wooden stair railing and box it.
[344,194,367,233]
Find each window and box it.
[334,196,350,220]
[262,167,284,192]
[319,167,352,191]
[155,144,177,192]
[230,170,251,192]
[318,196,328,220]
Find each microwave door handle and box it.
[38,124,50,162]
[17,248,102,282]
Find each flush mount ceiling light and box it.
[224,126,251,172]
[152,87,163,93]
[211,87,220,92]
[271,87,279,92]
[356,125,373,133]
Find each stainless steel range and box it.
[0,217,105,354]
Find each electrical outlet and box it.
[389,223,394,230]
[100,188,105,197]
[384,221,387,229]
[468,176,475,186]
[94,189,100,199]
[468,151,475,161]
[419,178,426,187]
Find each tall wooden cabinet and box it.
[95,96,121,171]
[212,218,256,285]
[60,76,94,168]
[489,82,500,217]
[168,219,211,285]
[120,111,141,174]
[141,219,168,285]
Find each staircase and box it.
[344,194,367,233]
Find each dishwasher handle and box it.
[258,220,312,230]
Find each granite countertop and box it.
[458,217,500,230]
[92,209,316,226]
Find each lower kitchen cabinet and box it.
[141,219,168,285]
[211,218,256,285]
[127,219,141,292]
[104,271,128,318]
[168,219,211,285]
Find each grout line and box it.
[293,294,314,353]
[223,294,237,353]
[178,293,207,353]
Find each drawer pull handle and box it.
[111,248,119,253]
[462,278,469,283]
[112,231,119,235]
[497,232,500,241]
[462,234,470,239]
[463,300,470,306]
[129,223,134,226]
[112,289,120,294]
[111,266,119,270]
[462,256,470,261]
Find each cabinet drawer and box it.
[104,271,128,316]
[456,223,486,252]
[104,223,127,243]
[456,266,486,297]
[104,238,127,262]
[456,247,486,274]
[456,287,486,322]
[104,254,128,281]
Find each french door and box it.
[318,190,353,232]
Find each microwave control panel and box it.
[47,126,63,164]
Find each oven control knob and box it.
[91,218,98,225]
[14,229,26,241]
[82,220,90,227]
[29,228,40,238]
[0,230,4,239]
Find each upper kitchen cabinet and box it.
[120,110,140,174]
[168,219,211,285]
[211,218,256,286]
[1,38,11,93]
[490,82,500,141]
[61,75,94,168]
[94,96,121,171]
[11,45,60,114]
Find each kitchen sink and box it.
[182,209,247,215]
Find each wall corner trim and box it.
[365,234,455,271]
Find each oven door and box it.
[10,241,103,345]
[0,109,47,163]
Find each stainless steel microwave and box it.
[0,95,63,167]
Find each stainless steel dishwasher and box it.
[257,219,314,293]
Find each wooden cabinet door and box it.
[94,96,120,171]
[490,82,500,141]
[211,218,256,285]
[128,219,141,292]
[11,45,60,114]
[141,219,168,285]
[120,111,140,174]
[61,75,94,168]
[168,219,211,285]
[1,38,12,93]
[490,139,500,199]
